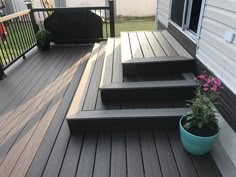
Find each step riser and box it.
[101,87,195,102]
[68,117,180,132]
[123,61,194,76]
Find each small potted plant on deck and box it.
[180,71,223,155]
[36,29,51,51]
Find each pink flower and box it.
[198,75,205,79]
[203,87,208,91]
[211,85,217,92]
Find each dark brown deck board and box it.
[110,130,127,177]
[93,130,111,177]
[0,47,71,168]
[192,155,222,177]
[0,50,41,101]
[112,38,123,83]
[136,32,155,58]
[100,39,114,87]
[26,48,90,177]
[153,32,178,56]
[76,131,98,177]
[4,48,84,177]
[126,130,144,177]
[0,48,69,142]
[145,32,166,57]
[154,130,180,177]
[59,132,84,177]
[41,121,71,177]
[121,32,132,63]
[83,44,106,111]
[129,32,143,59]
[140,130,162,177]
[0,49,58,122]
[168,130,198,177]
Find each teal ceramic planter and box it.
[179,116,220,155]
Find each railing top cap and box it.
[0,10,30,23]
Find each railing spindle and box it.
[108,0,115,37]
[12,18,25,54]
[3,22,17,60]
[8,20,21,57]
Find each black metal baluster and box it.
[11,18,25,56]
[22,14,33,46]
[7,20,19,59]
[21,15,32,51]
[109,0,115,37]
[0,42,7,67]
[0,22,12,65]
[38,11,43,30]
[8,20,21,57]
[15,17,27,56]
[104,9,108,38]
[4,22,17,61]
[26,14,37,44]
[0,61,6,79]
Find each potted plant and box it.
[180,71,223,155]
[36,29,51,51]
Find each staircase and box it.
[66,30,197,131]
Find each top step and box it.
[121,30,194,76]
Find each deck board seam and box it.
[144,32,157,58]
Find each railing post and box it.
[24,0,39,34]
[108,0,115,37]
[0,64,6,80]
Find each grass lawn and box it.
[114,16,156,37]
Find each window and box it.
[170,0,203,36]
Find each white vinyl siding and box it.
[197,0,236,94]
[157,0,170,27]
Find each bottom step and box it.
[67,108,190,131]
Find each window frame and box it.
[169,0,205,42]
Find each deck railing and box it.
[28,0,115,42]
[0,1,115,79]
[0,10,37,79]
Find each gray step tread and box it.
[100,80,197,90]
[68,108,191,119]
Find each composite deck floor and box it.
[0,45,221,177]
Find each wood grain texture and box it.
[153,31,177,56]
[83,44,106,110]
[76,131,98,177]
[136,32,155,58]
[145,32,166,57]
[100,38,114,87]
[161,30,192,58]
[121,32,132,62]
[0,10,30,22]
[126,130,144,177]
[110,130,127,177]
[67,43,100,117]
[112,38,123,83]
[154,130,180,177]
[129,32,143,58]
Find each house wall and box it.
[196,0,236,95]
[66,0,105,7]
[116,0,156,17]
[156,0,236,170]
[196,1,236,167]
[156,0,170,28]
